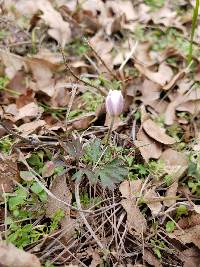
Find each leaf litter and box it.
[0,0,200,266]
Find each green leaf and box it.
[84,138,102,164]
[38,190,47,202]
[176,205,188,218]
[97,159,128,188]
[66,137,84,159]
[73,168,97,184]
[8,188,28,210]
[166,221,175,233]
[31,182,43,194]
[42,161,55,177]
[20,171,34,181]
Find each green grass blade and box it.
[188,0,199,64]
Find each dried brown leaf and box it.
[134,127,162,162]
[140,79,161,105]
[135,63,173,86]
[143,119,176,145]
[144,187,162,216]
[177,100,200,115]
[69,112,96,130]
[0,241,41,267]
[0,50,24,79]
[152,6,179,27]
[164,93,185,125]
[160,149,188,182]
[163,69,186,91]
[18,120,46,137]
[121,199,147,234]
[37,0,71,48]
[46,174,71,218]
[164,182,178,207]
[179,247,200,267]
[0,157,20,200]
[135,43,156,67]
[26,58,56,97]
[143,249,163,267]
[178,213,200,229]
[15,102,42,121]
[169,225,200,249]
[119,180,142,200]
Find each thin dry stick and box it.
[119,41,138,71]
[60,47,107,96]
[0,120,34,144]
[1,185,7,241]
[86,38,117,79]
[66,84,78,121]
[75,182,105,251]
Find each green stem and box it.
[188,0,199,64]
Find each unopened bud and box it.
[106,90,124,117]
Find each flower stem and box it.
[106,116,115,145]
[188,0,199,64]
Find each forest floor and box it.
[0,0,200,266]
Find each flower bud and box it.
[106,90,124,117]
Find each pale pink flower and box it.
[106,90,124,117]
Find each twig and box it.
[60,47,107,96]
[74,182,105,251]
[119,41,138,71]
[0,120,34,144]
[65,84,78,121]
[86,38,117,79]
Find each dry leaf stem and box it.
[60,47,107,96]
[86,38,117,79]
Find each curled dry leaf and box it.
[135,63,173,86]
[90,32,114,69]
[160,149,188,182]
[106,0,138,21]
[46,174,75,244]
[0,241,41,267]
[152,6,179,27]
[164,93,185,125]
[144,187,162,216]
[0,50,24,79]
[0,157,20,200]
[179,247,200,267]
[68,112,96,130]
[18,120,46,137]
[134,127,162,162]
[46,174,72,218]
[140,79,161,105]
[119,180,142,200]
[177,100,200,115]
[37,0,71,48]
[120,180,147,234]
[178,213,200,230]
[14,102,43,121]
[135,42,156,67]
[26,57,57,97]
[169,225,200,249]
[164,182,178,207]
[143,249,163,267]
[163,69,186,91]
[121,199,147,234]
[143,119,176,145]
